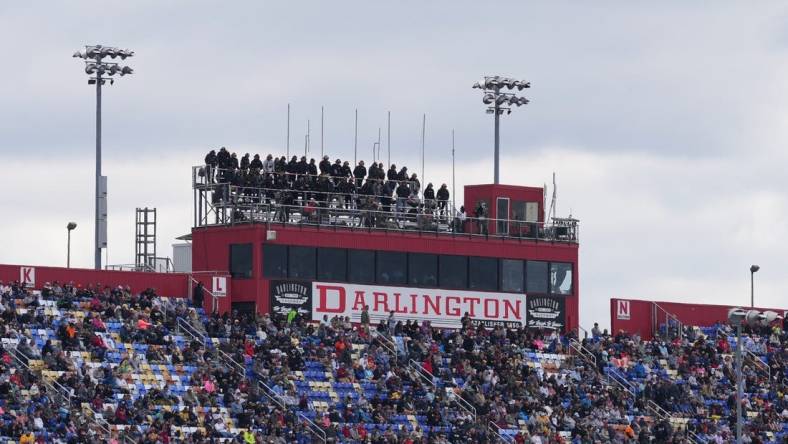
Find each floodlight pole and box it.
[493,87,500,185]
[94,69,102,270]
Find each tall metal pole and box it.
[750,270,755,307]
[421,113,426,192]
[387,111,391,167]
[354,108,358,165]
[735,322,743,443]
[94,70,102,270]
[67,229,72,268]
[493,88,500,185]
[452,129,456,215]
[321,106,324,157]
[305,119,310,156]
[286,103,290,157]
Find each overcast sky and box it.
[1,2,787,330]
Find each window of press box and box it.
[288,246,316,280]
[468,256,498,291]
[317,248,347,282]
[408,253,438,287]
[262,244,288,278]
[229,243,253,279]
[348,250,376,284]
[376,251,407,285]
[550,262,573,295]
[526,260,549,294]
[439,255,468,289]
[500,259,524,293]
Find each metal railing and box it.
[569,338,596,367]
[188,275,222,314]
[744,349,770,380]
[488,421,515,443]
[406,358,478,420]
[646,400,701,444]
[605,366,638,396]
[175,317,326,443]
[653,302,683,341]
[372,330,398,364]
[192,165,580,243]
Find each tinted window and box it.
[468,257,498,291]
[317,248,347,281]
[408,253,438,287]
[526,260,549,294]
[550,262,573,295]
[376,251,407,285]
[229,244,253,279]
[500,259,524,293]
[262,244,287,278]
[439,255,467,289]
[348,250,376,284]
[288,246,316,280]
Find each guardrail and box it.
[372,331,398,364]
[192,165,580,243]
[605,366,637,396]
[744,349,770,380]
[569,339,596,367]
[488,421,515,443]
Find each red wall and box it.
[0,264,190,298]
[464,184,545,236]
[191,222,580,330]
[610,298,787,340]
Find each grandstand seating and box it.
[0,280,785,443]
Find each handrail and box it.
[372,330,398,364]
[448,387,477,419]
[647,401,701,443]
[409,358,435,387]
[744,349,770,380]
[605,366,637,396]
[653,302,683,341]
[488,421,515,443]
[569,338,596,367]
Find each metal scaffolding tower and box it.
[135,207,157,271]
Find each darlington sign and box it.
[310,282,526,329]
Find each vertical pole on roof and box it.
[286,103,291,157]
[494,86,500,184]
[421,113,426,194]
[305,119,310,156]
[452,129,456,216]
[354,108,358,165]
[387,111,391,167]
[321,106,324,158]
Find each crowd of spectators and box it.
[201,148,466,230]
[0,277,785,443]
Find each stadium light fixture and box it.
[472,75,530,184]
[66,222,77,268]
[727,307,782,444]
[73,44,134,270]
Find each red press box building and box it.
[0,169,581,333]
[190,169,581,332]
[610,298,788,340]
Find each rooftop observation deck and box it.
[191,165,579,244]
